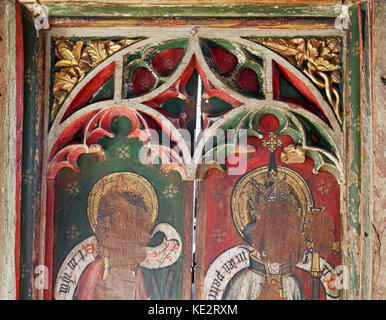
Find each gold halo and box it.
[87,172,158,232]
[230,165,314,244]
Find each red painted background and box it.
[202,119,341,300]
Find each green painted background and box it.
[54,117,186,299]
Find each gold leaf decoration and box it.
[51,39,140,121]
[252,37,342,125]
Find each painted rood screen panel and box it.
[42,27,344,300]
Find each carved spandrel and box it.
[250,37,342,125]
[52,39,140,121]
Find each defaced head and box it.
[95,191,154,269]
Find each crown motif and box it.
[246,170,301,222]
[245,132,301,221]
[231,132,320,243]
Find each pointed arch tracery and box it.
[47,29,344,183]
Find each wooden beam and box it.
[19,0,345,5]
[21,2,342,18]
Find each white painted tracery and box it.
[44,27,344,182]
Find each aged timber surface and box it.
[372,0,386,301]
[21,2,342,18]
[0,0,17,300]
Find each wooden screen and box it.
[37,24,346,300]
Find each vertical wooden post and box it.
[182,180,194,300]
[193,180,207,300]
[0,0,21,300]
[19,3,45,300]
[371,0,386,300]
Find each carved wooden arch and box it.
[46,27,344,180]
[41,26,346,300]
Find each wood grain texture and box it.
[371,0,386,300]
[48,17,336,29]
[0,0,17,300]
[19,6,46,300]
[21,2,342,18]
[194,181,207,300]
[14,0,24,301]
[19,0,344,5]
[182,181,194,300]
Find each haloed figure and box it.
[75,191,154,300]
[223,200,334,300]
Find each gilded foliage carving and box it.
[52,39,138,121]
[252,38,342,124]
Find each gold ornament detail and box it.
[280,145,305,164]
[52,39,139,121]
[252,37,342,125]
[261,132,283,153]
[230,166,314,243]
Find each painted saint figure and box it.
[54,172,183,300]
[75,191,154,300]
[223,199,334,300]
[214,156,338,301]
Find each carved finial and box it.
[280,145,305,164]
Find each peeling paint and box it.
[28,3,342,19]
[371,0,386,300]
[19,6,42,300]
[0,0,17,300]
[348,183,361,233]
[349,253,360,298]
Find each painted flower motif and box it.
[19,264,28,281]
[24,69,33,85]
[350,117,360,132]
[66,181,80,195]
[22,168,35,184]
[163,184,178,199]
[116,146,131,159]
[66,225,80,240]
[211,228,228,243]
[318,180,332,195]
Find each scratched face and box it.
[252,201,307,266]
[96,192,154,269]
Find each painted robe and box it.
[223,257,305,300]
[74,258,149,300]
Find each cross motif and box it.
[262,132,283,152]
